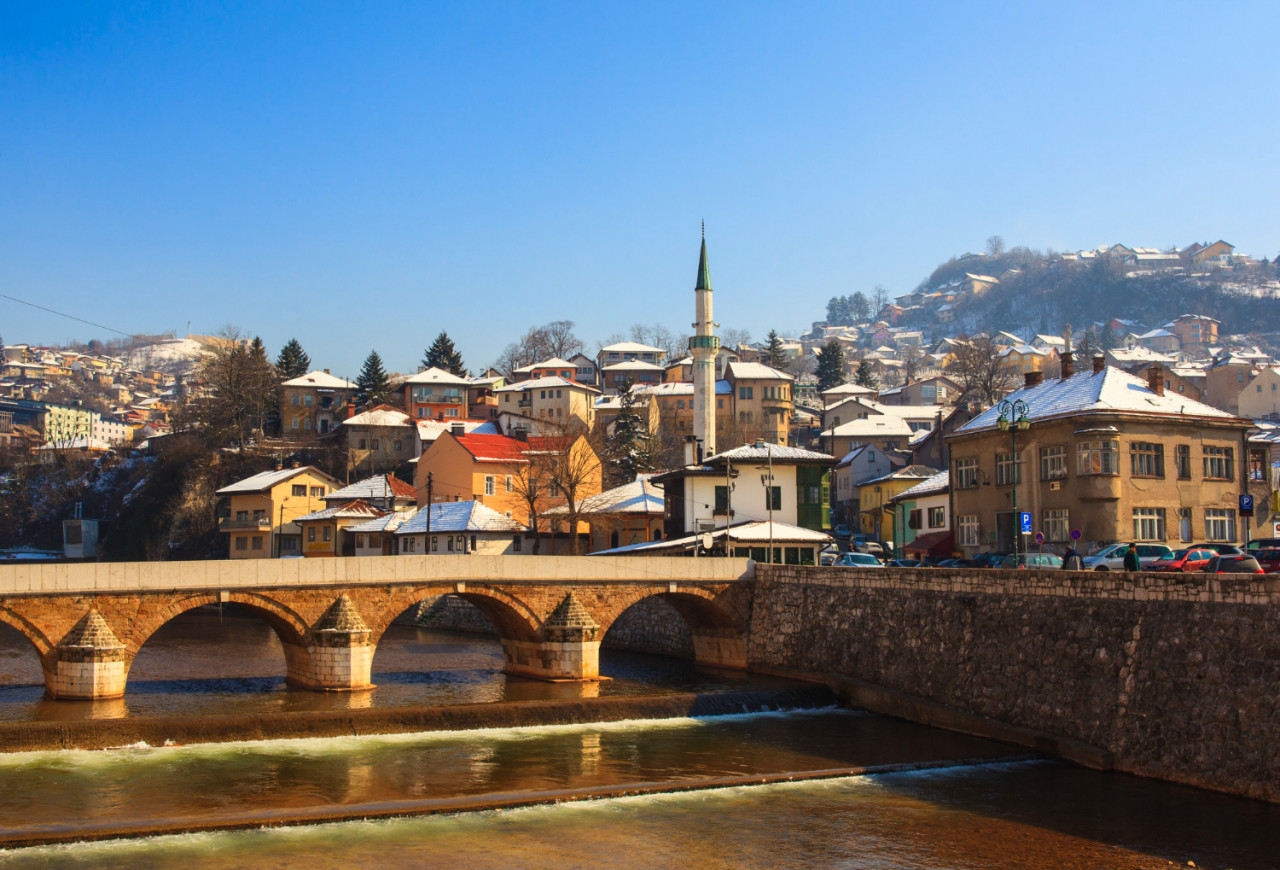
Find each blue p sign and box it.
[1019,512,1032,534]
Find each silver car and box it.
[1081,543,1172,571]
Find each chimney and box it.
[1024,371,1043,388]
[347,404,355,419]
[324,368,330,374]
[1060,351,1074,379]
[1092,356,1105,375]
[450,422,465,437]
[513,428,528,442]
[1147,365,1165,397]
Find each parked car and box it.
[833,525,852,541]
[969,552,1006,569]
[1081,543,1172,571]
[1144,548,1217,573]
[835,552,883,568]
[1252,548,1280,573]
[886,558,927,568]
[1203,554,1264,574]
[853,538,884,556]
[1245,537,1280,552]
[999,552,1064,569]
[1192,543,1244,556]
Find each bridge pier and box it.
[502,593,602,682]
[287,595,374,692]
[47,610,128,700]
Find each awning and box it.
[904,530,954,558]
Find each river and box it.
[0,607,1275,868]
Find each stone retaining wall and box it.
[749,566,1280,802]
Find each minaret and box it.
[690,223,719,460]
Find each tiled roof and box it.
[862,465,941,486]
[727,361,794,381]
[545,475,663,516]
[346,510,415,534]
[893,470,949,500]
[396,500,526,534]
[454,433,530,463]
[955,365,1236,435]
[216,466,332,495]
[822,418,914,439]
[295,500,388,522]
[282,370,356,389]
[324,474,416,502]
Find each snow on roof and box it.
[600,341,666,354]
[530,357,576,369]
[893,470,949,500]
[282,370,356,389]
[641,382,694,396]
[295,500,388,523]
[453,433,530,463]
[343,405,413,427]
[589,520,829,555]
[1108,347,1176,363]
[416,419,497,441]
[545,475,664,517]
[822,417,914,439]
[822,383,876,397]
[600,360,667,372]
[496,376,598,393]
[956,366,1237,435]
[1137,328,1175,339]
[395,500,525,534]
[863,465,940,486]
[324,474,416,502]
[403,367,471,386]
[346,510,416,534]
[216,466,332,495]
[705,443,836,464]
[726,361,794,381]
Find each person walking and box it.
[1122,542,1140,571]
[1062,547,1083,570]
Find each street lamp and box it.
[996,398,1031,562]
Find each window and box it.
[307,527,316,542]
[1077,440,1119,475]
[485,475,495,496]
[394,440,402,451]
[959,515,980,546]
[505,475,513,493]
[291,395,299,406]
[304,395,313,406]
[1203,446,1234,480]
[292,484,307,496]
[995,452,1022,485]
[311,487,324,498]
[928,506,945,528]
[431,536,438,552]
[322,527,331,542]
[447,536,454,552]
[1132,508,1166,542]
[1179,508,1192,542]
[955,458,979,489]
[677,400,684,409]
[1039,446,1067,480]
[356,534,365,548]
[1130,442,1164,477]
[765,486,782,511]
[358,438,367,450]
[549,481,561,497]
[235,536,247,551]
[907,509,922,530]
[251,536,263,551]
[1249,449,1267,482]
[1204,509,1236,542]
[1042,508,1069,542]
[370,439,379,450]
[1175,445,1191,479]
[714,485,730,511]
[236,510,248,522]
[739,386,753,400]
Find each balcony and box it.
[220,517,271,531]
[1075,475,1122,501]
[761,396,791,410]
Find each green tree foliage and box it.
[275,338,311,380]
[355,350,393,408]
[815,340,847,392]
[423,331,467,377]
[187,329,275,448]
[605,379,655,487]
[765,330,787,369]
[850,291,870,323]
[1099,322,1119,351]
[855,358,879,389]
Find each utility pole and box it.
[424,472,434,538]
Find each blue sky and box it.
[3,1,1278,378]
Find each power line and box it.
[0,292,136,339]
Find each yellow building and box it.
[216,466,342,558]
[856,465,939,546]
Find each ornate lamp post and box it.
[996,398,1031,562]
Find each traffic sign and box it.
[1070,528,1082,541]
[1034,531,1045,545]
[1019,512,1032,534]
[1239,494,1255,517]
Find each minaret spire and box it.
[690,225,719,459]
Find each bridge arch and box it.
[599,588,748,671]
[123,592,311,656]
[0,606,56,660]
[366,585,543,646]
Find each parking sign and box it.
[1019,512,1032,534]
[1239,494,1254,516]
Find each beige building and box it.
[494,376,598,428]
[216,466,342,558]
[946,362,1266,557]
[724,361,794,445]
[281,370,357,437]
[1239,367,1280,420]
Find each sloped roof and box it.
[282,370,356,389]
[726,361,794,381]
[955,366,1237,435]
[403,367,470,386]
[295,500,388,522]
[396,500,526,534]
[324,474,416,502]
[601,360,667,372]
[589,520,829,555]
[822,418,914,439]
[416,419,497,441]
[216,465,335,495]
[600,341,666,354]
[496,376,599,394]
[706,443,836,463]
[346,510,415,534]
[545,475,663,517]
[893,470,949,501]
[862,465,940,486]
[453,432,530,463]
[343,405,413,427]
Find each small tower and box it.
[689,225,720,460]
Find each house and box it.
[1238,367,1280,420]
[494,376,599,428]
[402,367,470,420]
[877,376,958,407]
[886,470,952,559]
[394,500,527,556]
[293,500,388,557]
[345,510,414,556]
[466,373,504,420]
[596,341,667,374]
[548,474,665,553]
[1134,328,1181,354]
[599,360,666,393]
[724,361,795,445]
[281,370,357,437]
[511,357,579,383]
[323,473,418,512]
[1165,315,1220,355]
[1188,240,1235,268]
[820,383,877,407]
[341,405,416,475]
[567,353,599,387]
[856,465,940,545]
[831,444,894,528]
[962,274,998,295]
[946,361,1264,558]
[1205,352,1264,415]
[215,465,342,558]
[590,519,830,564]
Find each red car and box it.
[1144,548,1217,572]
[1252,548,1280,573]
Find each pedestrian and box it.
[1122,542,1140,571]
[1062,546,1083,570]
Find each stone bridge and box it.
[0,556,753,700]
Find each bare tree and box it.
[543,320,583,359]
[871,285,889,316]
[493,320,584,375]
[943,335,1019,407]
[986,235,1006,257]
[541,422,603,555]
[720,327,752,349]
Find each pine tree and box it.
[275,338,311,380]
[815,340,847,392]
[855,359,879,389]
[423,331,466,377]
[765,330,787,369]
[356,350,393,408]
[850,291,870,323]
[606,379,655,486]
[247,337,275,435]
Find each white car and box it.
[1081,543,1172,571]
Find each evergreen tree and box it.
[1078,328,1103,361]
[765,330,787,369]
[815,340,847,392]
[850,291,870,323]
[355,350,393,408]
[855,358,879,389]
[1099,322,1119,351]
[422,331,466,376]
[606,379,655,486]
[275,338,311,380]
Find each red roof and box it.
[455,433,529,463]
[382,474,417,499]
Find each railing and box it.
[219,517,271,531]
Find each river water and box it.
[0,607,1276,868]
